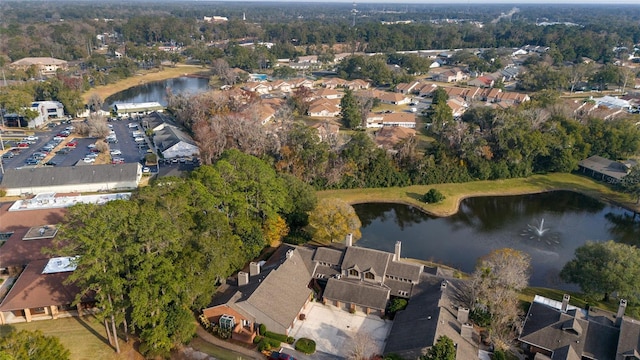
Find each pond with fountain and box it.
[354,191,640,289]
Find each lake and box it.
[103,76,210,109]
[354,191,639,288]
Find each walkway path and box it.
[195,326,263,360]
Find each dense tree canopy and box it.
[0,330,70,360]
[53,151,315,356]
[420,335,456,360]
[560,240,640,302]
[308,198,362,245]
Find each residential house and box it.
[577,155,633,184]
[255,104,277,125]
[308,102,340,117]
[497,92,530,105]
[0,163,142,196]
[396,81,421,94]
[270,80,293,93]
[297,55,318,63]
[519,294,640,360]
[468,76,495,88]
[153,124,200,159]
[447,97,469,118]
[315,88,343,100]
[290,78,315,89]
[322,78,347,89]
[314,239,422,316]
[375,126,416,152]
[384,271,480,359]
[345,79,371,90]
[378,92,410,105]
[203,246,315,337]
[418,83,439,97]
[9,57,68,75]
[243,82,271,95]
[433,68,467,83]
[0,257,92,325]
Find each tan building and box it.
[10,57,68,75]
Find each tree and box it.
[620,166,640,204]
[472,248,530,350]
[421,189,445,203]
[87,93,103,113]
[560,240,640,301]
[340,88,360,129]
[308,198,362,244]
[0,329,70,360]
[421,335,455,360]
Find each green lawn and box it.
[318,172,639,217]
[0,316,142,360]
[188,337,253,360]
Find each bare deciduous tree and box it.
[87,93,103,113]
[347,332,376,360]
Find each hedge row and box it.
[264,330,294,344]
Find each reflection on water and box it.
[103,77,210,110]
[354,191,635,289]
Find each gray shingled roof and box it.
[0,163,140,189]
[617,319,640,359]
[519,302,620,360]
[313,247,344,266]
[578,155,630,181]
[323,278,389,310]
[386,260,422,282]
[155,125,196,152]
[240,248,312,331]
[341,246,390,279]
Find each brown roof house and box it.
[203,246,315,340]
[0,257,92,325]
[10,57,68,75]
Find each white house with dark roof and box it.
[153,124,199,159]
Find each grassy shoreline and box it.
[82,64,210,103]
[318,172,639,217]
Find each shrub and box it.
[421,188,445,204]
[286,336,294,344]
[470,308,492,327]
[257,337,281,351]
[264,330,289,343]
[388,298,408,314]
[259,323,266,336]
[0,187,6,198]
[295,338,316,354]
[253,335,263,344]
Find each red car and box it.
[17,142,29,148]
[66,141,78,148]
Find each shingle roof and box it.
[240,247,313,330]
[617,319,640,359]
[0,259,79,311]
[313,247,344,266]
[323,278,389,310]
[155,125,196,151]
[0,163,140,189]
[386,260,422,282]
[578,155,629,181]
[341,246,390,278]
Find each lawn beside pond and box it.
[318,173,638,217]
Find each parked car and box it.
[25,158,40,165]
[85,153,98,159]
[66,141,78,148]
[25,135,39,141]
[56,147,71,155]
[88,144,97,149]
[2,152,14,159]
[128,123,139,129]
[269,352,296,360]
[44,160,58,166]
[111,157,125,164]
[17,142,30,148]
[110,149,122,156]
[142,167,150,173]
[82,157,95,163]
[134,137,145,143]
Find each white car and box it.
[82,157,95,163]
[25,136,39,141]
[110,149,122,155]
[134,137,145,143]
[128,123,139,129]
[88,144,97,149]
[142,167,150,173]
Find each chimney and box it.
[457,307,469,324]
[394,241,402,261]
[461,323,474,339]
[238,271,249,286]
[346,233,353,247]
[249,262,261,276]
[561,294,570,313]
[616,299,627,327]
[286,249,294,259]
[440,280,447,292]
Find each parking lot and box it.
[0,118,152,173]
